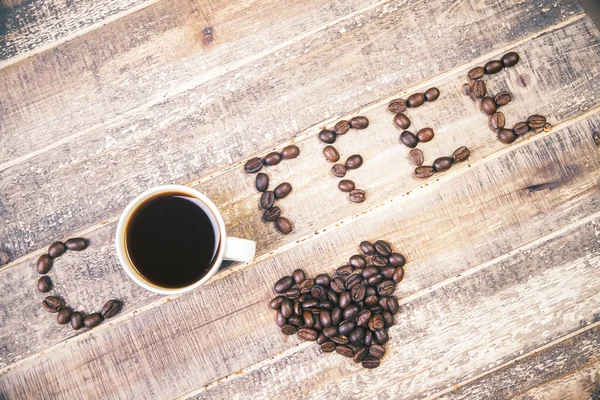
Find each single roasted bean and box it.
[281,325,297,335]
[48,242,67,258]
[280,299,293,318]
[334,120,351,135]
[101,300,121,319]
[501,51,520,67]
[332,307,343,325]
[70,312,84,330]
[349,255,367,269]
[415,166,435,178]
[338,180,355,192]
[388,98,407,113]
[349,189,366,203]
[369,344,386,359]
[362,356,380,369]
[372,255,388,267]
[409,149,424,166]
[452,146,470,163]
[260,191,275,209]
[56,308,72,325]
[36,254,53,274]
[294,300,302,315]
[315,274,331,287]
[365,295,379,307]
[299,280,315,294]
[336,265,353,276]
[331,277,346,293]
[244,157,263,173]
[339,291,351,309]
[380,267,395,280]
[255,173,269,192]
[349,116,369,129]
[275,217,293,234]
[84,313,103,329]
[281,145,300,159]
[321,342,336,352]
[345,274,362,290]
[323,145,340,162]
[497,129,517,144]
[37,276,52,293]
[274,182,292,199]
[513,122,529,135]
[263,207,281,222]
[394,113,411,130]
[382,311,394,328]
[374,240,391,256]
[353,346,368,363]
[357,309,372,327]
[319,129,336,144]
[302,299,319,309]
[528,114,547,130]
[297,328,318,341]
[361,266,379,279]
[393,266,405,283]
[332,335,349,345]
[387,296,400,314]
[399,130,418,148]
[351,285,366,302]
[336,345,354,357]
[377,280,396,296]
[345,155,363,170]
[364,330,373,347]
[480,97,497,115]
[350,327,366,345]
[327,289,339,304]
[494,91,511,106]
[433,157,453,173]
[368,314,385,331]
[369,305,383,314]
[375,329,389,344]
[472,81,487,98]
[417,128,434,143]
[484,60,503,74]
[331,164,347,178]
[323,326,339,338]
[65,238,88,251]
[292,269,306,284]
[285,288,300,299]
[288,315,304,327]
[316,333,328,345]
[387,253,406,267]
[343,304,361,321]
[407,93,426,108]
[274,276,294,293]
[424,87,440,102]
[263,152,282,166]
[313,319,323,331]
[367,274,384,286]
[276,311,287,327]
[491,112,505,130]
[360,241,376,255]
[42,296,62,313]
[468,66,485,80]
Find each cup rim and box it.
[115,185,227,295]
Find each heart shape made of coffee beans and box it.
[36,238,122,330]
[268,239,406,369]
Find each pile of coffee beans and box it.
[466,52,550,144]
[318,116,369,203]
[36,238,122,330]
[244,145,300,234]
[390,87,440,150]
[268,239,406,369]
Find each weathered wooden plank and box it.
[1,16,598,263]
[0,109,599,398]
[434,324,600,399]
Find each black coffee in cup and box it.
[125,192,218,288]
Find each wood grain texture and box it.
[0,110,599,398]
[1,14,597,264]
[437,325,600,399]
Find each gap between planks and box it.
[0,11,586,174]
[178,210,600,398]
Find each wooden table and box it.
[1,0,600,398]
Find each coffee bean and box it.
[70,312,84,330]
[345,155,363,170]
[315,274,331,287]
[331,307,343,325]
[375,329,389,344]
[484,60,503,74]
[353,346,368,363]
[323,326,339,338]
[377,280,396,296]
[472,81,487,98]
[275,217,293,234]
[288,315,304,327]
[332,336,349,345]
[263,152,282,166]
[336,345,354,357]
[37,276,52,293]
[317,310,331,327]
[101,300,121,319]
[280,299,293,318]
[368,314,384,331]
[501,51,520,67]
[415,166,435,179]
[338,180,355,192]
[387,296,400,314]
[274,276,294,293]
[385,253,404,268]
[321,342,336,352]
[255,173,269,192]
[281,325,297,335]
[260,191,275,209]
[468,66,485,80]
[364,295,379,306]
[394,113,411,130]
[368,305,383,314]
[274,182,292,199]
[360,241,375,255]
[65,238,88,251]
[343,304,361,321]
[349,189,366,203]
[433,157,453,173]
[367,274,384,287]
[244,157,263,173]
[57,308,72,325]
[388,98,407,113]
[527,114,547,130]
[36,254,53,274]
[334,120,351,135]
[84,313,103,329]
[42,296,62,313]
[313,319,323,331]
[382,311,394,328]
[497,128,517,144]
[409,149,424,167]
[302,299,319,309]
[369,344,386,359]
[513,122,529,135]
[357,309,372,327]
[281,145,300,159]
[297,328,318,341]
[351,285,366,302]
[331,164,346,178]
[392,266,405,284]
[331,277,346,293]
[452,146,470,163]
[285,287,300,299]
[373,240,391,256]
[335,265,352,276]
[494,91,511,106]
[339,291,351,309]
[424,87,440,102]
[269,296,285,310]
[276,311,286,327]
[291,269,306,284]
[417,128,434,143]
[361,266,379,279]
[491,112,505,130]
[407,93,426,108]
[0,249,8,266]
[372,255,388,267]
[345,274,362,290]
[263,207,281,222]
[362,356,380,369]
[349,116,369,129]
[349,255,367,269]
[319,129,336,144]
[327,289,339,304]
[317,333,327,345]
[480,97,497,115]
[379,267,393,280]
[48,241,67,258]
[323,145,340,162]
[349,327,366,345]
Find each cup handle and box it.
[223,237,256,262]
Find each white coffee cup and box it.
[115,185,256,295]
